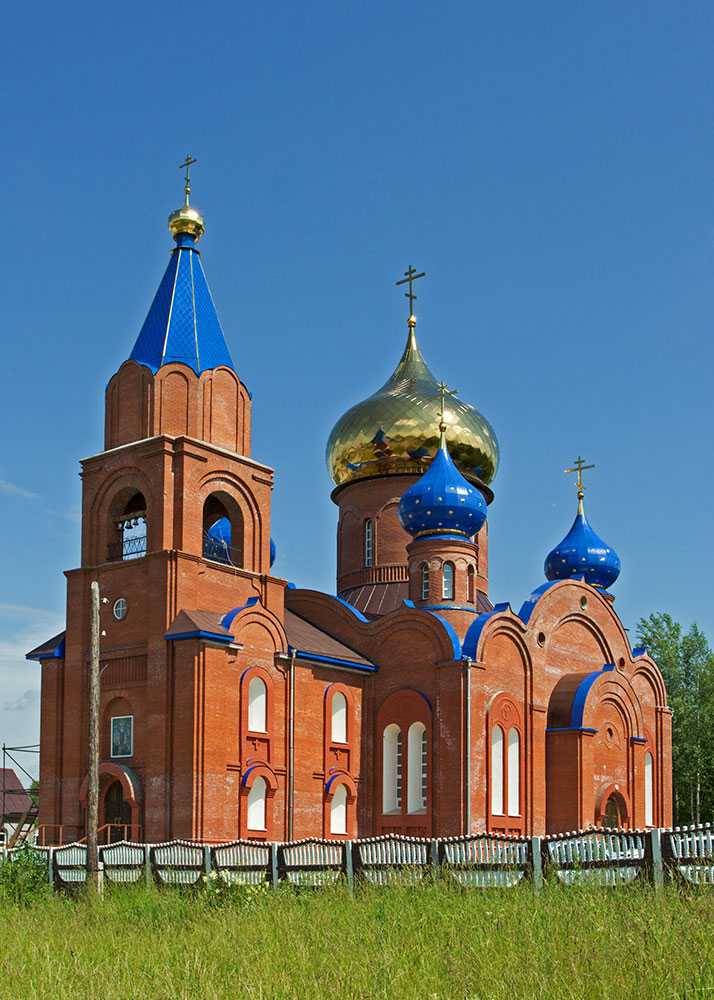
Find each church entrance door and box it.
[103,780,132,842]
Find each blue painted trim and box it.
[165,629,233,644]
[325,772,351,794]
[221,596,260,630]
[402,599,416,609]
[462,603,512,660]
[414,532,472,542]
[420,604,479,614]
[630,736,648,744]
[425,611,461,660]
[241,764,263,788]
[545,726,598,735]
[26,634,66,661]
[333,596,369,622]
[290,649,377,673]
[570,663,616,728]
[517,581,562,625]
[287,582,297,589]
[631,645,647,658]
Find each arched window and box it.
[364,519,374,568]
[111,492,147,561]
[382,724,402,814]
[330,783,348,835]
[247,776,267,831]
[203,493,243,567]
[442,562,455,601]
[407,722,427,813]
[491,726,504,815]
[644,751,654,826]
[467,565,475,604]
[331,691,347,744]
[507,728,520,816]
[420,562,430,601]
[248,677,267,733]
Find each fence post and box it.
[646,828,664,890]
[47,848,54,889]
[203,844,212,881]
[343,840,354,892]
[270,843,279,890]
[530,836,543,892]
[144,846,152,889]
[429,839,440,881]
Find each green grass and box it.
[1,881,712,999]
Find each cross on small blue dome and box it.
[544,503,621,589]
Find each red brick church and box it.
[27,173,672,844]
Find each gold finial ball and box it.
[408,314,417,328]
[168,204,205,241]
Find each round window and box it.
[113,598,128,621]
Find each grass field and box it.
[1,880,712,999]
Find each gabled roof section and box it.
[285,610,376,672]
[26,631,66,662]
[165,610,234,644]
[129,235,235,376]
[0,769,33,818]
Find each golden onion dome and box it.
[326,324,499,491]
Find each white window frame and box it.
[407,722,427,814]
[382,724,402,814]
[364,519,374,568]
[247,776,267,831]
[110,715,134,759]
[331,691,347,744]
[507,727,520,816]
[442,562,455,600]
[247,676,267,733]
[330,783,348,835]
[491,726,504,815]
[644,751,654,826]
[420,563,430,601]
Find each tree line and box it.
[637,612,714,825]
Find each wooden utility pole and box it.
[87,580,101,886]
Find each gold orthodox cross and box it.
[436,380,457,432]
[396,265,426,323]
[565,456,595,497]
[179,154,198,205]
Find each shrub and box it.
[0,847,51,905]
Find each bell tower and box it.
[39,161,283,844]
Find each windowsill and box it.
[382,809,401,816]
[247,729,268,737]
[407,809,427,816]
[247,827,267,833]
[110,754,133,760]
[330,741,349,748]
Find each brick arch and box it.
[87,467,155,566]
[630,658,668,708]
[154,364,196,437]
[323,771,358,839]
[594,782,631,828]
[376,688,432,836]
[239,761,279,840]
[79,762,143,841]
[195,471,262,571]
[227,602,288,654]
[486,692,525,835]
[198,365,244,452]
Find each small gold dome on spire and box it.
[168,153,205,242]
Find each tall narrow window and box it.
[407,722,427,813]
[507,728,520,816]
[467,565,475,604]
[247,776,267,831]
[491,726,504,815]
[203,493,243,567]
[364,519,374,568]
[382,724,402,814]
[420,562,430,601]
[442,562,455,600]
[644,751,654,826]
[331,692,347,744]
[111,492,147,562]
[248,677,267,732]
[330,784,348,835]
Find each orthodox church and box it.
[27,170,672,844]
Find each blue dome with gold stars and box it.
[398,429,487,539]
[544,499,621,589]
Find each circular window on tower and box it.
[113,597,128,622]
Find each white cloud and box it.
[0,479,39,500]
[3,689,39,712]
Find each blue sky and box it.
[2,1,713,766]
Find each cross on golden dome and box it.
[179,153,198,207]
[395,265,426,328]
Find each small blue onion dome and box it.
[398,429,487,538]
[269,537,277,568]
[544,497,621,589]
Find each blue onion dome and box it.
[269,537,277,568]
[544,495,621,589]
[398,427,487,539]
